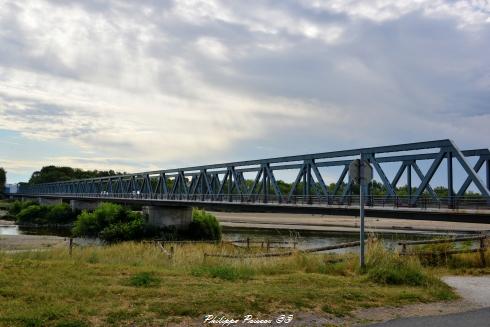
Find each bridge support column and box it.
[38,197,63,206]
[143,206,192,230]
[70,200,99,212]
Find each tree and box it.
[0,167,6,193]
[28,166,123,184]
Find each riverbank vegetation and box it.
[0,239,458,327]
[71,203,221,242]
[72,202,158,242]
[6,201,77,225]
[0,168,5,196]
[5,201,222,242]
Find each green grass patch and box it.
[191,265,255,281]
[127,272,160,287]
[0,241,458,326]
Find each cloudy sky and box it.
[0,0,489,183]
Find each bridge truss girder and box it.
[19,139,490,208]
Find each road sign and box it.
[349,159,373,184]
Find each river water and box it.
[0,222,441,253]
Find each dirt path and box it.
[349,276,490,326]
[442,276,490,307]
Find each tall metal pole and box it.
[359,155,366,269]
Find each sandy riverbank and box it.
[212,212,490,235]
[0,234,67,251]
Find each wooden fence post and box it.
[69,238,73,256]
[400,242,406,255]
[480,236,486,267]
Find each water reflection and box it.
[0,225,19,235]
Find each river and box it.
[0,222,442,253]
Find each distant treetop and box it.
[28,166,125,184]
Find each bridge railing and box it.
[20,192,490,211]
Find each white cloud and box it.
[195,37,229,61]
[304,0,490,27]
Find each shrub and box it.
[8,200,37,216]
[99,214,150,242]
[72,202,159,242]
[188,209,221,241]
[72,211,100,237]
[72,203,130,237]
[45,203,76,224]
[365,240,429,286]
[16,205,50,224]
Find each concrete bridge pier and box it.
[70,200,99,212]
[143,206,192,230]
[38,197,63,206]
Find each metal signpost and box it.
[349,157,373,268]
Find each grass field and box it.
[0,240,463,327]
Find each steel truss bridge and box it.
[16,139,490,222]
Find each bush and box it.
[188,209,221,241]
[72,211,100,237]
[72,203,129,237]
[13,201,77,225]
[72,202,159,242]
[45,203,77,224]
[365,240,429,286]
[99,214,150,242]
[8,200,37,216]
[16,205,49,224]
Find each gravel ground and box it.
[442,276,490,307]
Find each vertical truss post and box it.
[228,168,233,202]
[302,165,307,203]
[306,161,312,204]
[262,166,268,203]
[487,160,490,191]
[407,162,412,203]
[200,171,205,201]
[447,152,453,208]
